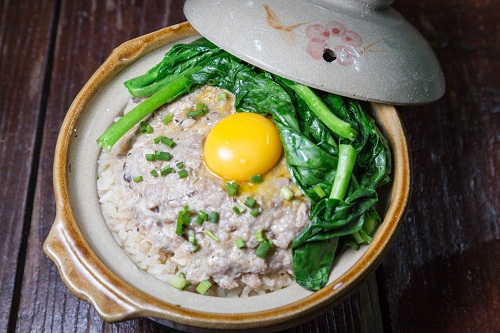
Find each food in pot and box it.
[97,38,391,295]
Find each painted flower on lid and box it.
[305,21,364,67]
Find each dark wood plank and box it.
[16,0,385,332]
[380,1,500,332]
[14,1,186,332]
[0,1,58,332]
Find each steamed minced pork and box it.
[97,86,310,296]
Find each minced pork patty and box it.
[102,86,311,290]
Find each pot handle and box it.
[43,216,140,321]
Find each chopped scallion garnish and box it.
[169,274,190,290]
[244,196,257,208]
[210,211,219,223]
[205,230,220,242]
[140,121,153,134]
[160,166,174,176]
[196,210,209,224]
[233,206,243,215]
[255,229,264,242]
[196,280,212,295]
[280,186,294,200]
[191,243,199,253]
[255,239,273,258]
[145,153,156,162]
[235,238,246,249]
[176,162,185,169]
[250,174,263,183]
[188,229,196,244]
[250,208,260,217]
[225,182,239,196]
[161,136,176,148]
[162,113,173,125]
[186,103,208,118]
[150,169,158,177]
[178,169,188,178]
[187,109,207,118]
[154,150,171,161]
[133,176,143,183]
[176,206,191,235]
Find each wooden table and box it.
[1,1,498,332]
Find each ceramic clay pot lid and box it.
[184,0,445,105]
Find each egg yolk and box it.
[204,112,283,181]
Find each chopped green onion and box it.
[196,280,212,295]
[188,229,196,244]
[190,243,199,253]
[205,230,220,242]
[244,196,257,208]
[235,238,246,249]
[225,182,240,196]
[176,162,185,169]
[254,229,264,242]
[169,275,190,290]
[186,103,208,118]
[217,93,227,101]
[210,211,219,223]
[250,208,260,217]
[154,150,171,161]
[280,186,294,200]
[176,214,185,236]
[162,113,173,125]
[176,206,190,235]
[250,174,263,183]
[140,121,153,134]
[178,169,188,178]
[187,109,207,118]
[145,153,156,161]
[161,136,176,148]
[154,136,163,144]
[160,166,174,176]
[313,185,327,198]
[196,210,209,224]
[256,239,273,258]
[133,176,143,183]
[233,206,243,215]
[150,169,158,177]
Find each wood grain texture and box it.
[2,0,498,332]
[0,1,58,331]
[382,1,500,332]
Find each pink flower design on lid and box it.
[326,21,346,36]
[333,44,358,67]
[304,21,366,67]
[306,24,329,42]
[341,30,363,48]
[307,39,327,60]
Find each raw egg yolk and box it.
[204,113,283,181]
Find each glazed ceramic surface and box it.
[184,0,445,105]
[44,22,411,332]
